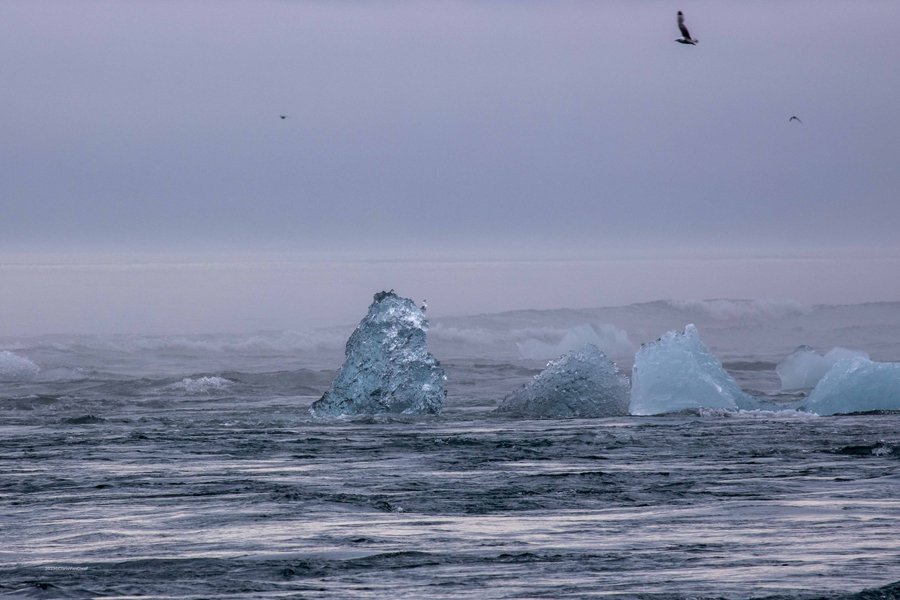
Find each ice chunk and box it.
[310,290,446,417]
[0,351,39,381]
[776,345,870,390]
[516,323,635,360]
[629,324,755,415]
[803,357,900,415]
[496,344,629,418]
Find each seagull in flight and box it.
[789,115,802,124]
[279,115,289,120]
[676,11,698,45]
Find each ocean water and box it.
[2,300,900,599]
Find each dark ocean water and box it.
[3,300,900,598]
[2,357,899,599]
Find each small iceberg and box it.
[630,324,756,415]
[310,290,446,417]
[803,357,900,415]
[496,344,629,418]
[776,345,869,391]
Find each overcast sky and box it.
[2,1,899,333]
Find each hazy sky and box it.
[2,1,899,334]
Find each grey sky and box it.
[1,1,899,334]
[3,0,899,258]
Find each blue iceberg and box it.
[803,357,900,415]
[496,344,629,418]
[310,290,446,417]
[629,324,756,415]
[776,345,869,391]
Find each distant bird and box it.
[279,115,288,120]
[789,115,803,124]
[420,299,428,313]
[675,11,698,45]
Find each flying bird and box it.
[675,11,698,45]
[279,115,288,120]
[789,115,802,124]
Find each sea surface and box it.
[2,300,900,599]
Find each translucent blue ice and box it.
[776,345,869,391]
[629,324,755,415]
[310,290,446,417]
[495,344,629,418]
[803,357,900,415]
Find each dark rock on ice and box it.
[495,344,629,418]
[309,290,446,417]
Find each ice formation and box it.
[803,357,900,415]
[629,324,756,415]
[776,345,870,391]
[516,323,634,360]
[496,344,629,418]
[0,351,39,381]
[310,290,446,417]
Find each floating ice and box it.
[516,323,634,360]
[629,324,756,415]
[0,351,39,381]
[496,344,629,418]
[803,357,900,415]
[776,345,870,391]
[310,290,446,417]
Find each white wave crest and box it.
[695,407,819,420]
[168,376,233,394]
[0,350,40,381]
[664,299,810,321]
[23,330,348,356]
[429,325,497,345]
[517,323,635,360]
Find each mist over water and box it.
[3,257,900,337]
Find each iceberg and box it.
[629,324,755,415]
[310,290,446,417]
[496,344,629,418]
[0,351,39,381]
[803,357,900,415]
[776,345,870,391]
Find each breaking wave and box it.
[0,350,39,381]
[516,323,634,360]
[167,376,234,394]
[662,299,811,321]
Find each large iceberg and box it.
[629,324,756,415]
[496,344,629,418]
[803,357,900,415]
[310,290,446,417]
[776,345,870,391]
